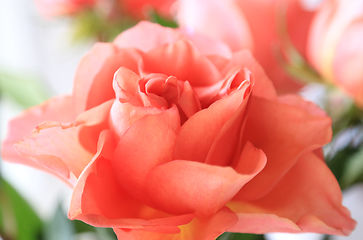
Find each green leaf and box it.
[95,228,117,240]
[340,147,363,188]
[43,205,74,240]
[0,71,50,108]
[148,10,178,28]
[327,146,360,188]
[217,232,265,240]
[0,177,43,240]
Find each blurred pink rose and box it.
[177,0,315,94]
[307,0,363,107]
[2,22,355,239]
[35,0,97,16]
[121,0,177,19]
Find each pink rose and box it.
[177,0,315,94]
[2,22,355,239]
[35,0,97,17]
[307,0,363,107]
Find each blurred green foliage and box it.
[0,177,43,240]
[0,71,50,108]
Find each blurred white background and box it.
[0,0,361,239]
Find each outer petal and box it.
[177,0,253,52]
[146,160,263,217]
[140,40,222,87]
[69,130,193,229]
[72,43,141,115]
[114,207,238,240]
[278,94,328,117]
[182,31,232,59]
[13,120,93,185]
[112,106,180,202]
[228,152,356,235]
[174,80,250,163]
[2,96,74,170]
[12,99,112,185]
[113,21,183,53]
[234,96,332,200]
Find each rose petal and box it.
[14,120,93,185]
[229,152,356,235]
[181,30,233,59]
[113,67,142,103]
[109,100,163,140]
[2,96,74,170]
[139,40,222,86]
[234,96,332,200]
[233,141,267,176]
[114,21,183,53]
[70,130,194,229]
[146,160,260,217]
[73,43,141,115]
[278,94,328,117]
[112,106,180,202]
[114,207,238,240]
[227,212,302,234]
[177,81,202,119]
[204,91,250,166]
[174,82,250,163]
[222,50,277,100]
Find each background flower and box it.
[307,0,363,108]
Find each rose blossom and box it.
[2,22,355,239]
[307,0,363,108]
[177,0,315,94]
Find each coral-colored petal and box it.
[227,212,301,234]
[177,81,202,119]
[234,96,332,200]
[2,96,74,171]
[14,120,93,185]
[146,160,260,217]
[204,92,250,166]
[278,94,328,117]
[109,100,163,140]
[174,82,250,163]
[70,130,193,229]
[181,30,233,59]
[223,50,277,100]
[233,141,267,176]
[229,152,356,235]
[140,40,221,86]
[112,106,180,202]
[177,0,253,52]
[114,207,238,240]
[114,21,183,53]
[113,67,142,102]
[73,43,141,115]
